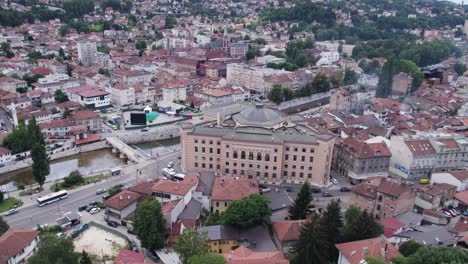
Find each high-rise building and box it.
[180,103,336,187]
[77,42,97,66]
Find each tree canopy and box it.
[28,234,80,264]
[189,254,227,264]
[342,206,383,242]
[133,198,166,250]
[174,228,209,264]
[0,216,9,236]
[223,194,271,228]
[288,182,312,220]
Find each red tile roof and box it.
[436,138,459,149]
[272,220,303,242]
[71,110,99,120]
[104,190,141,210]
[405,140,436,155]
[151,180,195,196]
[377,178,412,198]
[222,246,288,264]
[114,249,145,264]
[380,218,404,237]
[448,170,468,182]
[161,199,182,214]
[335,237,400,264]
[0,147,11,155]
[454,217,468,233]
[128,180,160,196]
[0,228,39,263]
[211,177,259,201]
[342,138,391,158]
[455,190,468,205]
[74,133,101,145]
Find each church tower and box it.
[222,26,230,51]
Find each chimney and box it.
[362,247,368,256]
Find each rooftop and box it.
[211,177,259,201]
[104,190,141,210]
[222,246,288,264]
[0,228,39,263]
[272,220,303,242]
[335,237,400,264]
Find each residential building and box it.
[110,84,135,107]
[17,109,53,125]
[112,70,152,86]
[180,104,336,187]
[335,237,400,264]
[26,90,54,108]
[256,55,286,65]
[198,225,239,254]
[0,228,40,264]
[37,59,67,74]
[211,177,259,213]
[67,85,111,109]
[227,63,267,94]
[272,220,302,254]
[114,249,145,264]
[0,147,12,165]
[222,246,288,264]
[152,176,199,209]
[393,225,457,247]
[104,190,142,224]
[39,119,76,137]
[193,88,248,106]
[161,80,189,102]
[71,110,101,132]
[33,74,81,94]
[77,41,97,66]
[229,43,249,58]
[350,177,416,219]
[0,77,27,93]
[391,72,413,98]
[329,87,357,112]
[414,183,456,210]
[431,137,468,172]
[431,170,468,191]
[333,138,392,181]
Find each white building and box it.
[0,147,12,165]
[316,51,340,66]
[431,170,468,192]
[110,84,136,106]
[161,81,188,102]
[77,41,97,66]
[227,63,266,95]
[256,55,286,65]
[67,85,111,109]
[0,228,40,264]
[112,70,153,86]
[34,74,81,94]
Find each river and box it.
[0,138,180,192]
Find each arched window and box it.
[265,153,270,162]
[249,152,254,160]
[241,151,246,159]
[233,150,238,159]
[257,152,262,161]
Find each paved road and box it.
[4,151,180,229]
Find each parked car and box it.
[86,206,95,212]
[141,127,149,132]
[449,209,460,216]
[130,240,138,252]
[89,208,101,214]
[462,210,468,217]
[322,192,333,197]
[4,208,17,216]
[441,211,452,218]
[331,178,339,185]
[146,249,159,261]
[96,189,106,195]
[127,228,135,235]
[78,205,88,211]
[107,221,118,228]
[442,208,456,217]
[56,232,65,238]
[311,188,322,193]
[89,201,98,206]
[15,156,25,161]
[419,178,430,184]
[340,187,351,192]
[167,162,173,168]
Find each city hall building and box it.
[180,104,335,187]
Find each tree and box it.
[133,198,166,250]
[174,228,209,264]
[322,200,343,262]
[4,121,30,153]
[291,216,329,264]
[246,46,257,60]
[189,254,227,264]
[376,59,394,98]
[0,191,3,203]
[27,117,45,146]
[343,68,358,85]
[311,73,331,93]
[54,89,69,103]
[454,63,466,76]
[268,85,284,104]
[79,250,92,264]
[343,208,383,242]
[28,234,80,264]
[165,16,177,29]
[398,240,422,257]
[223,194,271,228]
[31,142,50,187]
[288,182,312,220]
[405,246,468,264]
[0,216,9,236]
[365,256,387,264]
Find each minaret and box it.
[10,102,18,127]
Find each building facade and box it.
[391,72,413,98]
[180,104,335,187]
[329,87,357,112]
[77,42,97,66]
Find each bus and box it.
[37,190,68,206]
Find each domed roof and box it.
[232,103,286,128]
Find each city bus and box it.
[37,190,68,207]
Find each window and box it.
[233,169,237,174]
[202,163,206,168]
[226,152,229,158]
[249,152,254,160]
[301,156,305,162]
[309,157,314,162]
[233,162,237,166]
[225,202,227,206]
[195,162,198,168]
[226,162,229,166]
[390,206,394,210]
[264,172,269,178]
[378,195,383,202]
[308,173,312,178]
[265,165,269,170]
[226,144,229,148]
[195,146,198,152]
[257,171,260,177]
[273,166,277,170]
[300,172,304,178]
[291,172,296,177]
[195,139,198,143]
[216,164,220,169]
[285,154,289,160]
[209,141,213,145]
[302,148,306,152]
[241,163,245,167]
[209,148,213,154]
[286,147,290,151]
[202,147,205,153]
[310,149,315,153]
[265,153,270,161]
[233,150,238,159]
[283,171,288,176]
[309,166,313,170]
[225,168,229,173]
[217,148,220,154]
[217,142,220,145]
[294,147,298,152]
[257,152,262,161]
[249,164,253,168]
[300,166,304,170]
[274,149,278,153]
[292,165,296,169]
[202,140,205,144]
[293,155,297,161]
[241,151,246,159]
[241,170,245,175]
[272,173,277,178]
[274,156,277,162]
[284,164,288,168]
[216,202,219,207]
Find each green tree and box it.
[376,59,394,98]
[322,200,343,262]
[98,68,110,76]
[54,89,69,103]
[31,142,50,187]
[27,117,45,146]
[0,216,9,236]
[174,228,209,264]
[343,208,383,242]
[399,240,423,257]
[283,87,294,101]
[288,182,312,220]
[133,198,166,250]
[454,63,466,76]
[246,46,257,60]
[223,194,271,228]
[165,16,177,29]
[311,74,331,93]
[4,121,30,153]
[365,256,387,264]
[343,68,358,85]
[79,250,92,264]
[291,216,329,264]
[28,234,80,264]
[0,191,3,203]
[268,85,284,104]
[189,254,227,264]
[406,246,468,264]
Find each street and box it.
[4,151,180,229]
